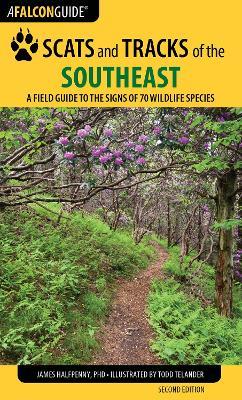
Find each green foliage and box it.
[148,242,242,364]
[163,244,241,314]
[213,219,242,230]
[148,279,242,364]
[163,245,215,301]
[231,108,242,115]
[193,157,229,173]
[0,209,153,364]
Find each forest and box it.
[0,106,241,365]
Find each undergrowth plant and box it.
[162,244,242,315]
[0,209,154,364]
[148,279,242,364]
[148,241,242,364]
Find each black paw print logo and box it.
[11,28,38,61]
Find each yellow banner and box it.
[0,0,241,107]
[0,366,241,400]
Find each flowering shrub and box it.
[55,118,195,173]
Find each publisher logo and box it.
[0,0,99,23]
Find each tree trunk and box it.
[197,205,202,259]
[215,169,237,317]
[167,198,171,247]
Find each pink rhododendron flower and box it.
[58,136,69,145]
[64,152,75,160]
[153,126,161,135]
[99,153,112,163]
[135,144,144,153]
[106,152,113,161]
[178,136,190,145]
[84,125,92,132]
[77,129,89,139]
[125,153,133,161]
[99,145,108,153]
[104,128,113,137]
[18,121,26,130]
[113,150,122,157]
[126,141,134,149]
[99,155,109,164]
[92,148,102,157]
[114,157,123,165]
[136,157,146,165]
[138,134,148,143]
[54,122,65,130]
[218,116,225,122]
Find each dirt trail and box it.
[93,246,167,365]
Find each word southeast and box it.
[61,66,181,89]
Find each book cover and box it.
[0,1,241,399]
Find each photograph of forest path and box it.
[93,245,167,365]
[0,107,241,365]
